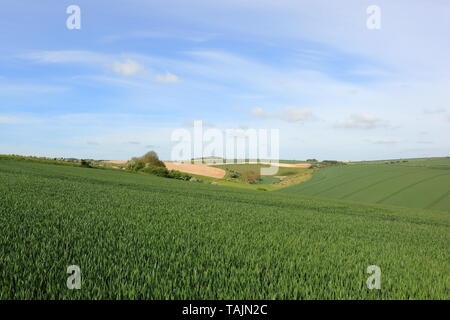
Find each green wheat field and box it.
[0,158,449,299]
[281,158,450,212]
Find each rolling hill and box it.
[280,158,450,212]
[0,158,449,299]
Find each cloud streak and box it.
[335,114,387,130]
[371,138,398,145]
[110,59,144,76]
[250,106,312,122]
[155,72,181,83]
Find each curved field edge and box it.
[0,160,449,299]
[207,163,316,190]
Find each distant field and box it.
[164,162,226,178]
[214,163,310,177]
[0,159,449,299]
[212,163,313,188]
[281,158,450,212]
[187,159,309,165]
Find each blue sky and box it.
[1,0,449,160]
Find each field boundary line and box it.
[424,190,450,210]
[339,170,419,200]
[287,172,331,191]
[292,165,364,188]
[290,165,381,193]
[376,172,450,204]
[313,167,401,196]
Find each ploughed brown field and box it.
[104,160,129,165]
[212,162,311,168]
[164,162,226,178]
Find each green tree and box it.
[140,151,165,168]
[127,150,166,171]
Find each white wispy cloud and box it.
[0,115,25,124]
[423,107,446,114]
[102,30,214,43]
[20,50,106,64]
[250,107,271,119]
[110,59,144,76]
[250,106,312,122]
[20,50,185,83]
[0,114,41,124]
[155,72,181,83]
[181,120,215,127]
[335,114,386,129]
[371,138,398,145]
[0,82,67,94]
[23,51,146,77]
[281,107,312,122]
[168,0,450,79]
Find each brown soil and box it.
[105,160,129,165]
[210,162,311,168]
[164,162,226,178]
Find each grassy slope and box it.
[210,163,314,190]
[0,159,449,299]
[280,159,450,213]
